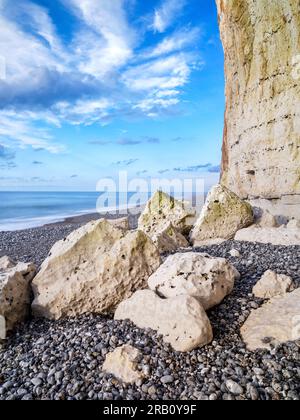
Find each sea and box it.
[0,191,151,232]
[0,190,204,232]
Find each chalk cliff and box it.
[216,0,300,217]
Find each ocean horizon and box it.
[0,190,203,232]
[0,191,151,232]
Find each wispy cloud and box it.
[0,143,16,169]
[0,110,65,153]
[153,0,187,33]
[88,139,112,146]
[124,54,194,92]
[143,136,160,144]
[144,27,201,59]
[0,144,15,160]
[125,53,201,115]
[174,163,212,172]
[157,163,220,174]
[0,0,204,155]
[112,158,139,166]
[64,0,135,78]
[136,170,148,176]
[89,136,162,147]
[117,138,142,146]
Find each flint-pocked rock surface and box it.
[138,191,196,237]
[148,252,240,310]
[241,288,300,351]
[0,257,36,339]
[32,219,161,319]
[115,289,213,352]
[253,270,294,299]
[150,222,189,253]
[190,184,254,245]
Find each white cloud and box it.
[54,98,113,126]
[153,0,187,33]
[0,15,64,85]
[134,97,179,113]
[123,53,194,92]
[145,27,201,58]
[20,1,67,59]
[155,89,180,97]
[0,111,65,153]
[0,0,204,152]
[65,0,135,78]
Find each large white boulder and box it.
[138,191,196,237]
[102,345,144,384]
[32,219,161,319]
[148,252,239,310]
[114,290,213,352]
[190,184,254,245]
[241,288,300,351]
[253,270,294,299]
[235,225,300,246]
[0,257,36,339]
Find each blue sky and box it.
[0,0,224,191]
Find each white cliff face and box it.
[216,0,300,213]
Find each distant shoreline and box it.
[0,190,204,232]
[0,207,144,233]
[46,208,143,228]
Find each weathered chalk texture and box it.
[216,0,300,210]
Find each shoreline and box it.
[0,191,204,233]
[0,206,145,233]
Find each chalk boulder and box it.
[190,184,254,245]
[115,290,213,352]
[148,252,239,310]
[0,257,36,339]
[241,288,300,351]
[138,191,196,237]
[32,219,161,319]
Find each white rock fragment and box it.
[102,345,144,384]
[241,289,300,351]
[229,249,241,258]
[0,258,36,337]
[253,270,294,299]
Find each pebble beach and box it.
[0,216,299,401]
